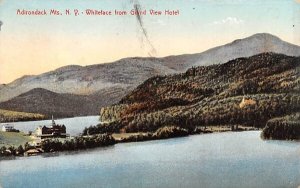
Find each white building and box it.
[2,125,15,132]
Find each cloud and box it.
[295,0,300,3]
[212,17,244,25]
[152,19,166,26]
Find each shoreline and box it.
[0,126,260,159]
[113,125,260,143]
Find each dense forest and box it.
[95,53,299,137]
[261,113,300,140]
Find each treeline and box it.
[261,113,300,140]
[0,145,25,157]
[83,122,123,135]
[0,109,46,123]
[0,134,115,157]
[118,126,190,142]
[40,134,115,152]
[84,125,193,143]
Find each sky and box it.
[0,0,299,84]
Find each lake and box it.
[0,131,299,188]
[0,116,100,136]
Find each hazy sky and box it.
[0,0,299,84]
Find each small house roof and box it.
[25,149,42,154]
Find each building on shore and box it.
[239,97,257,108]
[35,116,67,139]
[24,148,44,156]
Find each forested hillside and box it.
[262,113,300,140]
[99,53,300,133]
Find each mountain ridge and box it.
[0,33,300,118]
[0,86,132,118]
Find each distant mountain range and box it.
[1,33,300,118]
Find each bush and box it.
[153,126,189,139]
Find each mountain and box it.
[0,88,130,118]
[0,59,176,103]
[0,88,92,118]
[0,33,299,117]
[99,53,300,133]
[158,33,300,70]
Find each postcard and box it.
[0,0,299,188]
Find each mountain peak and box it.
[247,33,282,41]
[229,33,282,46]
[250,32,280,38]
[1,33,300,109]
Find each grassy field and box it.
[0,109,46,122]
[0,131,33,147]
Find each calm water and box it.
[0,131,299,188]
[0,116,100,136]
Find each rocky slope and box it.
[99,53,300,133]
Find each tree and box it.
[16,145,24,155]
